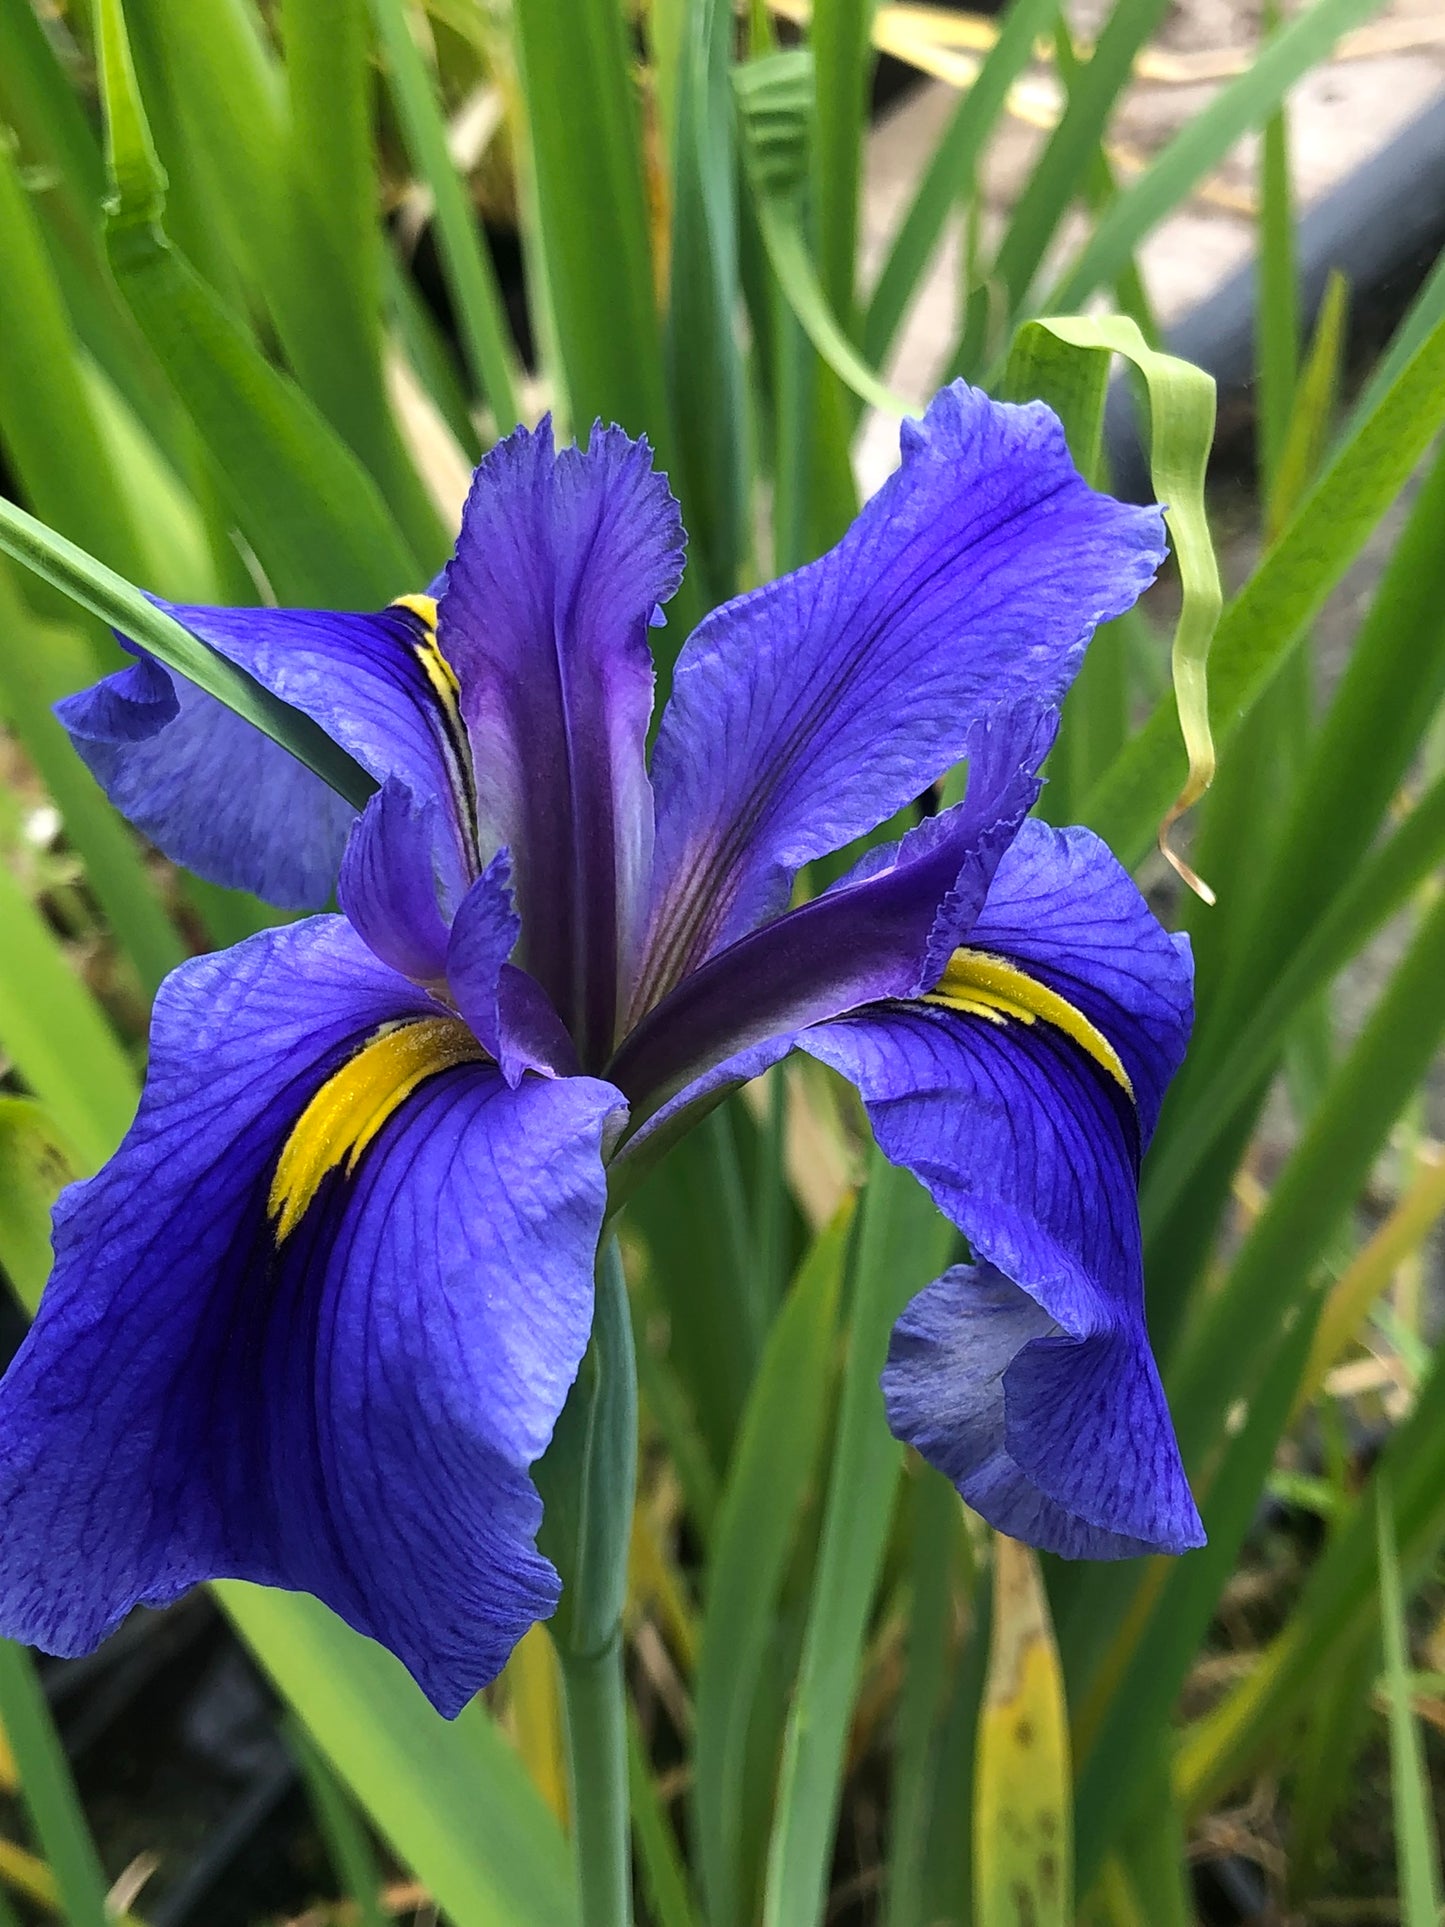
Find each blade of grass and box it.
[1083,303,1445,868]
[0,1642,108,1927]
[693,1203,851,1927]
[281,0,449,562]
[0,567,183,998]
[919,1550,989,1926]
[736,55,916,419]
[1065,883,1445,1776]
[0,0,105,225]
[0,122,148,596]
[0,1099,74,1309]
[627,1712,702,1927]
[287,1716,390,1927]
[1044,0,1387,315]
[1008,315,1220,872]
[665,0,747,610]
[222,1583,578,1927]
[1144,411,1445,1279]
[1376,1481,1445,1927]
[96,0,424,606]
[367,0,522,434]
[1345,242,1445,441]
[989,0,1171,321]
[761,1156,954,1927]
[808,0,872,328]
[863,0,1061,374]
[884,1470,962,1927]
[625,1106,762,1481]
[1168,884,1445,1468]
[1298,1148,1445,1419]
[0,0,181,455]
[1195,420,1445,1066]
[1071,1264,1322,1893]
[0,495,377,810]
[974,1538,1071,1927]
[504,1625,569,1827]
[0,860,138,1173]
[1043,21,1160,347]
[1142,762,1445,1237]
[511,0,674,465]
[1177,1344,1445,1813]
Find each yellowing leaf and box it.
[974,1534,1072,1927]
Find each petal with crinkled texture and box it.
[0,918,623,1714]
[804,1003,1200,1555]
[439,419,685,1066]
[609,709,1050,1135]
[797,821,1198,1555]
[882,1261,1198,1557]
[338,779,466,984]
[58,599,474,908]
[639,382,1166,996]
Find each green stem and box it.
[538,1234,639,1927]
[560,1633,633,1927]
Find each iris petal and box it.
[882,1262,1199,1557]
[804,1005,1201,1555]
[640,382,1166,993]
[796,826,1196,1553]
[963,818,1193,1140]
[58,599,474,907]
[338,778,464,984]
[609,708,1048,1136]
[440,419,685,1066]
[0,918,623,1713]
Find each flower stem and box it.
[538,1234,638,1927]
[560,1631,632,1927]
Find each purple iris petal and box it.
[806,1008,1200,1555]
[609,708,1049,1135]
[59,600,474,907]
[965,818,1193,1140]
[338,778,463,984]
[446,851,522,1057]
[0,918,623,1713]
[797,820,1197,1553]
[638,382,1167,999]
[883,1262,1198,1557]
[444,854,578,1082]
[59,653,357,909]
[440,419,686,1068]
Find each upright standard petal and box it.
[59,597,477,907]
[609,709,1049,1134]
[0,919,623,1714]
[799,824,1199,1556]
[338,778,467,983]
[439,419,686,1067]
[640,382,1165,995]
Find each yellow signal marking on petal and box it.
[268,1017,484,1244]
[389,594,478,832]
[924,948,1134,1099]
[390,594,461,718]
[392,592,439,630]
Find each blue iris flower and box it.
[0,383,1203,1716]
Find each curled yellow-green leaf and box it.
[1008,314,1222,899]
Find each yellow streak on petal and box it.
[269,1017,483,1243]
[924,947,1134,1099]
[391,595,462,714]
[392,592,440,631]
